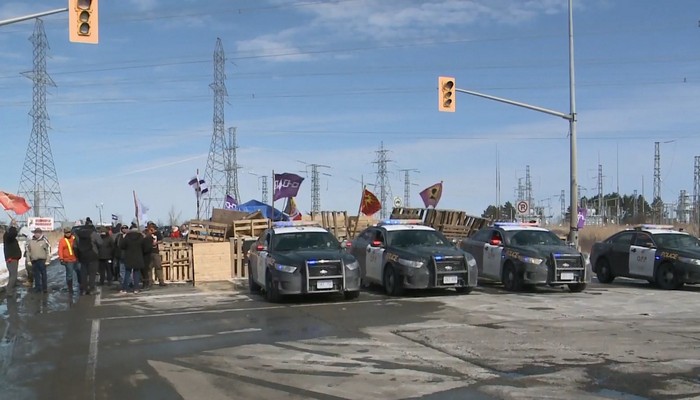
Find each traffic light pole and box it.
[451,0,579,249]
[0,8,67,27]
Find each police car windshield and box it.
[388,230,450,247]
[273,232,340,251]
[507,230,563,246]
[653,233,700,250]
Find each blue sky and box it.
[1,0,699,224]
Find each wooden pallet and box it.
[159,240,193,283]
[391,207,490,239]
[230,236,258,279]
[187,220,229,242]
[231,219,270,238]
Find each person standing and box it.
[3,225,22,296]
[75,217,103,295]
[120,224,151,294]
[146,222,166,287]
[58,227,80,293]
[97,226,115,286]
[26,228,50,294]
[113,224,129,285]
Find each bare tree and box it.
[168,205,182,227]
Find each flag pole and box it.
[195,169,201,221]
[271,170,275,222]
[351,184,365,239]
[133,190,140,228]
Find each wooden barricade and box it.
[231,219,270,238]
[159,240,193,283]
[192,242,231,282]
[310,211,349,240]
[187,220,229,243]
[230,236,258,279]
[391,207,490,240]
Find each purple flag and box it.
[224,194,237,210]
[577,207,587,229]
[273,173,304,201]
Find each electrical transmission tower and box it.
[225,127,241,202]
[307,163,330,213]
[653,141,661,223]
[560,189,566,223]
[597,164,604,220]
[525,165,533,213]
[17,19,66,223]
[694,156,700,229]
[202,38,228,218]
[373,142,392,219]
[399,169,419,207]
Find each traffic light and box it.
[69,0,99,44]
[438,76,455,112]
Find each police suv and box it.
[590,224,700,290]
[460,222,589,292]
[349,220,478,296]
[247,221,361,302]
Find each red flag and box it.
[419,181,443,208]
[360,188,381,216]
[0,191,31,215]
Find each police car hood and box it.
[669,247,700,259]
[511,244,580,258]
[391,245,464,260]
[273,249,352,266]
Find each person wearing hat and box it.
[58,227,80,293]
[74,217,103,295]
[26,227,51,294]
[3,223,22,296]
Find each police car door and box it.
[256,231,272,283]
[483,230,504,280]
[365,229,386,283]
[628,232,656,278]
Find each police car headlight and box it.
[345,260,360,270]
[678,256,700,266]
[275,264,297,273]
[399,259,424,269]
[521,256,544,265]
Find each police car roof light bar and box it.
[272,221,322,228]
[634,224,675,230]
[493,221,540,227]
[378,219,424,226]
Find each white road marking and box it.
[99,298,390,321]
[94,288,101,306]
[165,328,263,342]
[99,291,246,303]
[217,328,262,335]
[86,319,100,400]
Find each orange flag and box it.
[360,188,381,216]
[0,191,31,215]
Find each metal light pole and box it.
[446,0,579,247]
[96,203,104,226]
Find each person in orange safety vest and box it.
[58,227,81,293]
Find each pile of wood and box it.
[391,207,490,240]
[309,211,376,240]
[159,240,194,282]
[187,208,271,243]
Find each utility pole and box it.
[694,156,700,233]
[310,164,331,213]
[597,164,604,223]
[249,172,268,204]
[203,38,228,218]
[399,169,419,208]
[560,189,566,224]
[444,0,579,247]
[525,165,533,217]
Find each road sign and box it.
[516,201,529,215]
[393,197,402,208]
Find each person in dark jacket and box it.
[119,224,152,294]
[97,226,115,286]
[74,217,103,295]
[3,225,22,296]
[113,224,129,284]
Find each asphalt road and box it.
[1,262,700,400]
